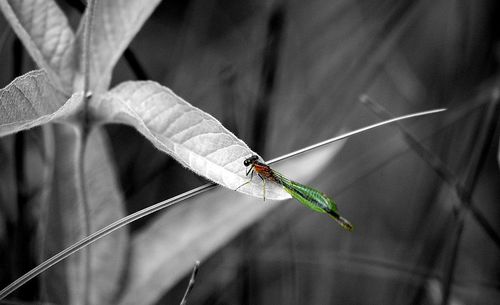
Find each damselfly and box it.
[237,155,353,231]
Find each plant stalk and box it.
[78,0,98,304]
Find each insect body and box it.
[238,155,353,231]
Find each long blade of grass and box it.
[0,107,445,300]
[0,184,217,301]
[268,107,446,164]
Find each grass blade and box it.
[269,107,446,164]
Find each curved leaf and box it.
[76,0,161,92]
[0,70,82,137]
[93,80,289,200]
[0,0,76,93]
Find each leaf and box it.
[0,0,77,93]
[92,80,290,200]
[39,126,128,305]
[116,142,345,305]
[76,0,162,92]
[0,70,82,137]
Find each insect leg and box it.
[235,180,251,191]
[258,174,266,201]
[235,167,255,191]
[246,164,255,176]
[263,178,266,201]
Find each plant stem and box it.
[78,1,98,304]
[267,108,446,164]
[0,184,216,301]
[179,261,200,305]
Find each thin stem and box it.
[0,184,216,300]
[179,261,200,305]
[0,108,445,300]
[79,1,97,304]
[267,107,446,164]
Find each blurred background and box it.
[1,0,499,304]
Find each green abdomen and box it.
[282,180,338,214]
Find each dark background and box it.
[1,0,499,304]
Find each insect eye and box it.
[244,155,259,166]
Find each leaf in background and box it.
[0,0,76,93]
[117,141,345,305]
[0,70,82,137]
[76,0,162,92]
[39,126,128,305]
[92,80,289,200]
